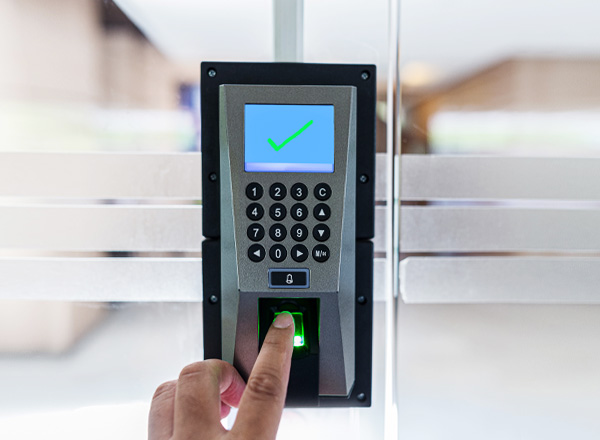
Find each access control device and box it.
[201,62,375,407]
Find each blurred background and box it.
[1,0,600,439]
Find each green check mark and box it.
[268,120,313,151]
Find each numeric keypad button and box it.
[269,203,287,221]
[313,203,331,221]
[247,203,264,220]
[312,244,330,262]
[269,244,287,262]
[291,203,308,221]
[314,183,331,201]
[291,224,308,242]
[291,183,308,201]
[269,224,287,242]
[313,224,330,242]
[291,244,309,262]
[246,183,263,200]
[247,223,265,241]
[248,244,265,262]
[269,183,287,201]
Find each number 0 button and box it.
[270,244,287,262]
[247,203,264,220]
[246,183,263,200]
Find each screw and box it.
[209,172,217,182]
[357,393,366,402]
[209,295,219,304]
[360,71,370,81]
[357,296,367,305]
[207,68,217,78]
[359,174,369,184]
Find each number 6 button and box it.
[291,203,308,221]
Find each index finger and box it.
[232,312,295,440]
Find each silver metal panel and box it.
[0,205,202,251]
[0,257,202,301]
[401,206,600,252]
[219,84,356,396]
[402,155,600,201]
[0,152,202,199]
[401,257,600,303]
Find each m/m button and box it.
[312,244,330,262]
[269,269,309,288]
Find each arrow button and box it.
[313,224,330,242]
[291,244,309,262]
[248,244,265,262]
[313,203,331,221]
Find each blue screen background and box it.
[244,104,334,173]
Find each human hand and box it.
[149,312,295,440]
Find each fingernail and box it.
[273,312,293,329]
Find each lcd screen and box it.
[244,104,334,173]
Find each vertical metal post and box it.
[273,0,304,62]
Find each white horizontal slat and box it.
[402,155,600,201]
[375,153,388,202]
[0,205,202,251]
[0,258,202,301]
[374,205,386,253]
[401,257,600,303]
[401,206,600,252]
[373,258,387,302]
[0,257,386,302]
[0,152,388,201]
[0,152,202,199]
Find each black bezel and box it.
[201,62,375,408]
[201,61,376,239]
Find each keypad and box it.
[245,182,333,264]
